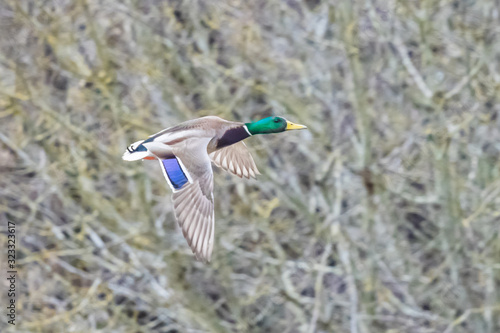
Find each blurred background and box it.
[1,0,499,332]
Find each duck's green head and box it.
[245,116,307,135]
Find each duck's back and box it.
[150,116,242,142]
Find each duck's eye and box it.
[274,118,281,123]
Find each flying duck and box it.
[123,116,307,262]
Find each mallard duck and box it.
[123,116,306,262]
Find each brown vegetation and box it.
[0,0,499,332]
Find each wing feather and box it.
[171,160,215,262]
[209,141,260,179]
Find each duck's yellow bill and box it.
[286,121,307,130]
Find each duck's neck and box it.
[216,125,252,149]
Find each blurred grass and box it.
[1,0,500,332]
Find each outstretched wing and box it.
[159,143,215,262]
[209,141,260,179]
[172,174,214,262]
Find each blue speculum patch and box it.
[162,157,189,190]
[135,144,147,152]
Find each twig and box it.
[393,37,433,99]
[307,242,332,333]
[444,60,484,100]
[21,278,101,329]
[443,305,500,333]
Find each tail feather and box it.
[122,140,149,161]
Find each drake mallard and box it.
[123,116,306,262]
